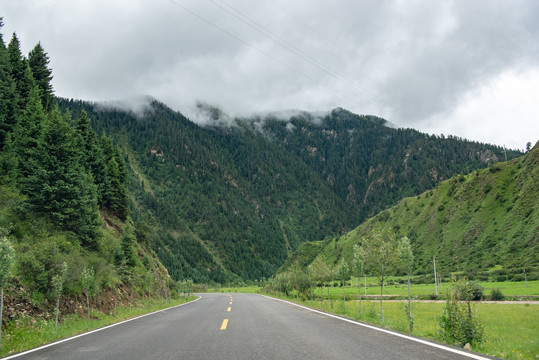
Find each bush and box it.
[469,282,484,301]
[490,288,504,301]
[439,277,484,347]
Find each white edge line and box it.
[3,297,201,360]
[260,295,492,360]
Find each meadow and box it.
[307,278,539,299]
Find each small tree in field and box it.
[81,267,95,324]
[360,226,399,326]
[337,258,349,309]
[0,236,15,347]
[398,236,414,332]
[439,276,484,347]
[352,244,365,315]
[308,257,329,303]
[52,262,68,329]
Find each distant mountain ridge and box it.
[58,98,523,282]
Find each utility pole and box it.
[433,256,438,296]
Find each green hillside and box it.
[0,26,174,328]
[280,142,538,278]
[57,98,522,282]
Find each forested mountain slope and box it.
[280,142,538,278]
[0,24,173,324]
[57,99,522,282]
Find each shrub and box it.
[490,288,504,301]
[468,282,484,301]
[439,277,484,347]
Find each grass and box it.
[296,299,538,360]
[246,279,538,360]
[206,285,261,293]
[1,296,197,358]
[309,279,539,299]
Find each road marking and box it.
[229,301,232,305]
[220,319,229,330]
[261,295,492,360]
[227,307,231,312]
[2,297,202,360]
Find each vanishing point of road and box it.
[6,293,495,360]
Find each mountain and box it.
[0,29,173,326]
[279,142,538,279]
[57,98,522,282]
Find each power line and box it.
[167,0,362,105]
[206,0,399,116]
[167,0,402,117]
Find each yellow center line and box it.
[220,319,229,330]
[227,307,231,312]
[229,301,232,305]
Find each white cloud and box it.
[1,0,538,148]
[421,68,539,151]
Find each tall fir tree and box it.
[28,42,54,112]
[74,110,107,206]
[100,135,129,220]
[15,84,45,184]
[0,22,19,151]
[23,106,101,247]
[7,33,31,110]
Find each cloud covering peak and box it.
[2,0,538,149]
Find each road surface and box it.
[7,293,494,360]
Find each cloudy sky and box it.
[2,0,538,150]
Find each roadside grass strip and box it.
[2,297,201,360]
[261,295,493,360]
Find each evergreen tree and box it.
[28,42,54,112]
[118,223,137,268]
[23,107,101,247]
[0,25,19,150]
[100,135,129,220]
[7,33,31,110]
[74,110,107,206]
[15,84,45,184]
[0,133,17,185]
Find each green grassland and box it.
[301,300,538,360]
[310,279,539,299]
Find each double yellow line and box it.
[221,296,233,330]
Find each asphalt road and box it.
[8,293,494,360]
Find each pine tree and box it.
[7,33,32,110]
[28,42,54,112]
[23,107,101,247]
[100,135,129,220]
[0,23,19,150]
[119,222,137,267]
[15,84,45,185]
[0,133,17,185]
[74,110,107,205]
